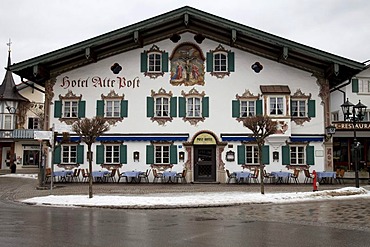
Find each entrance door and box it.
[194,145,216,182]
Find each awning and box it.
[290,137,324,142]
[221,134,255,142]
[56,134,189,142]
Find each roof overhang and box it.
[9,6,365,88]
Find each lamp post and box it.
[341,98,367,188]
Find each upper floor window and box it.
[146,88,177,125]
[269,96,284,116]
[3,115,13,129]
[353,78,370,94]
[54,90,85,124]
[141,45,168,79]
[179,88,209,125]
[207,44,234,78]
[232,90,262,119]
[97,90,127,125]
[28,117,40,129]
[291,99,306,117]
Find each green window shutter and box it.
[307,100,316,118]
[146,97,154,117]
[206,52,213,72]
[146,145,154,164]
[256,99,263,116]
[96,145,104,164]
[140,52,148,72]
[306,145,315,165]
[170,145,178,164]
[170,97,177,117]
[282,145,290,165]
[77,145,84,164]
[178,97,186,117]
[120,144,127,164]
[96,100,104,117]
[262,145,270,164]
[53,145,61,164]
[352,78,359,93]
[237,145,245,164]
[121,100,128,118]
[232,100,240,118]
[228,51,235,72]
[202,97,209,118]
[54,101,62,118]
[78,101,86,118]
[162,52,169,72]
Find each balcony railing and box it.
[13,129,37,139]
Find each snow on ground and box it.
[2,173,370,209]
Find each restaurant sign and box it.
[194,133,216,145]
[334,122,370,130]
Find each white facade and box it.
[50,32,327,182]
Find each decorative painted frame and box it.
[58,90,82,125]
[181,88,206,126]
[150,88,174,125]
[235,89,260,122]
[142,45,167,79]
[209,44,233,79]
[291,89,312,125]
[100,90,125,125]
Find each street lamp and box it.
[341,98,367,188]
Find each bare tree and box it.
[243,115,277,194]
[72,117,110,198]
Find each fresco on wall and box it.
[170,43,205,86]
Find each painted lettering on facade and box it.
[61,76,140,89]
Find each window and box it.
[63,100,78,118]
[245,145,259,164]
[331,111,339,122]
[155,97,169,117]
[148,52,162,72]
[28,117,40,129]
[3,115,13,129]
[105,100,121,118]
[155,145,170,164]
[54,91,85,123]
[62,145,77,164]
[269,97,284,115]
[241,100,255,117]
[363,110,370,121]
[291,100,306,117]
[290,146,305,165]
[206,44,234,78]
[141,45,168,78]
[187,97,201,117]
[105,145,120,164]
[358,79,370,93]
[214,52,227,72]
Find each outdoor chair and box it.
[139,169,151,183]
[289,169,300,184]
[263,170,274,183]
[336,169,345,184]
[45,168,52,183]
[303,169,313,184]
[117,169,127,183]
[176,169,187,183]
[250,169,259,183]
[81,169,90,182]
[105,169,116,182]
[226,169,236,183]
[68,168,80,182]
[152,169,164,183]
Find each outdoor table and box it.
[91,171,110,182]
[270,171,291,184]
[163,171,178,183]
[122,171,142,183]
[316,171,336,184]
[233,171,251,183]
[53,170,73,182]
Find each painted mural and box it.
[170,43,205,86]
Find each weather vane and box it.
[6,38,11,52]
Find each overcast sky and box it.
[1,0,370,75]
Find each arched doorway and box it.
[192,132,217,182]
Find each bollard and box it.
[312,170,318,192]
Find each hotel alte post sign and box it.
[333,122,370,130]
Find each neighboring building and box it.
[9,7,365,182]
[0,47,45,173]
[331,65,370,173]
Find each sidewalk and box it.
[3,174,370,209]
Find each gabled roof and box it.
[0,50,28,102]
[9,6,365,88]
